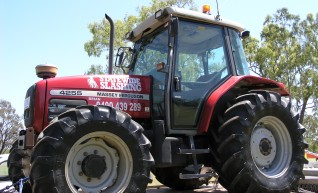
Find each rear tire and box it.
[7,140,32,193]
[30,105,154,193]
[210,91,307,193]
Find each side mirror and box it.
[115,47,132,68]
[241,31,250,39]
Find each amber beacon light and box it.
[202,5,211,14]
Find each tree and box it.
[243,37,261,76]
[243,8,318,124]
[302,114,318,152]
[84,64,106,75]
[84,0,196,74]
[297,13,318,121]
[0,99,23,154]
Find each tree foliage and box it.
[0,99,23,154]
[297,13,318,119]
[243,8,318,124]
[84,64,106,75]
[303,115,318,152]
[84,0,196,74]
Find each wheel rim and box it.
[250,116,292,178]
[65,131,133,193]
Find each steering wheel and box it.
[196,67,227,82]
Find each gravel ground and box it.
[147,185,227,193]
[147,180,227,193]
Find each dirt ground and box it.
[146,172,227,193]
[147,181,227,193]
[146,184,227,193]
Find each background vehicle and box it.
[0,154,12,192]
[9,5,307,193]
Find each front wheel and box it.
[210,91,307,193]
[30,105,154,193]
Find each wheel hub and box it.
[81,154,106,178]
[66,137,121,192]
[250,125,277,168]
[259,138,272,156]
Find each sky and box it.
[0,0,317,116]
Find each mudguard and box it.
[198,75,289,133]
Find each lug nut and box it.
[84,152,88,156]
[87,178,91,182]
[77,161,82,165]
[94,150,98,154]
[79,172,83,176]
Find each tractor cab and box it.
[116,6,250,134]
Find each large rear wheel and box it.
[30,105,154,193]
[210,91,307,193]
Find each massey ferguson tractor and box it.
[8,5,307,193]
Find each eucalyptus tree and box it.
[302,114,318,152]
[244,8,318,124]
[0,99,23,154]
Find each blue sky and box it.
[0,0,317,116]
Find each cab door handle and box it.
[174,76,181,91]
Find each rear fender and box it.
[198,75,289,133]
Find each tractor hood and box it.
[25,75,151,133]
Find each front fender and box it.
[197,75,289,133]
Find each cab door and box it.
[170,19,231,131]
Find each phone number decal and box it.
[95,101,145,112]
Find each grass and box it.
[0,162,8,176]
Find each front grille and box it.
[48,99,87,121]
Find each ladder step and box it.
[179,148,210,154]
[179,173,213,179]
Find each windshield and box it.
[128,26,169,120]
[129,27,169,76]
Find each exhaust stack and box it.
[105,14,114,74]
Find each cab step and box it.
[178,136,213,180]
[179,172,213,179]
[179,148,210,154]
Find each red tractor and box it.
[8,5,307,193]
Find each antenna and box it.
[215,0,221,20]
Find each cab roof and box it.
[127,6,245,42]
